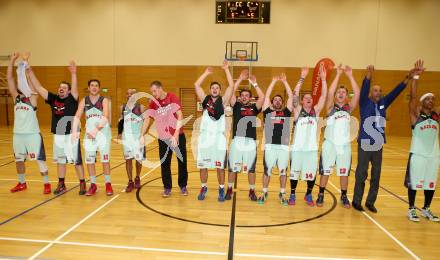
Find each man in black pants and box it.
[353,64,417,212]
[141,81,188,197]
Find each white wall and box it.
[1,0,439,70]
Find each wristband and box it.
[413,75,420,80]
[251,82,258,88]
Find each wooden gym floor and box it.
[0,126,438,260]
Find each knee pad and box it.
[37,160,48,173]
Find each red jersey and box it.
[147,92,184,139]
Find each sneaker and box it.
[304,194,315,207]
[86,183,97,196]
[408,208,420,222]
[288,193,296,206]
[10,182,27,193]
[341,195,351,209]
[257,192,268,204]
[249,189,257,201]
[125,181,134,193]
[218,187,225,202]
[316,193,324,207]
[105,183,113,196]
[181,186,188,196]
[421,207,440,222]
[53,182,66,195]
[279,192,288,206]
[162,188,171,198]
[43,183,51,194]
[225,187,233,200]
[79,182,87,195]
[198,187,208,200]
[134,176,141,189]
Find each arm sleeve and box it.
[383,81,408,109]
[359,77,371,106]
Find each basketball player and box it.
[7,52,51,194]
[406,59,439,222]
[118,88,145,192]
[316,65,360,208]
[225,70,265,201]
[257,72,297,205]
[26,60,87,195]
[72,79,113,196]
[194,61,234,201]
[289,65,327,207]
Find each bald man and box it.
[353,64,418,212]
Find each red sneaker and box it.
[105,183,113,196]
[43,183,51,194]
[134,176,141,189]
[10,182,27,193]
[85,183,97,196]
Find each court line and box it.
[0,236,367,259]
[0,160,14,168]
[0,161,126,227]
[27,161,161,259]
[328,181,420,260]
[227,189,237,260]
[28,195,121,260]
[235,253,365,260]
[0,145,158,226]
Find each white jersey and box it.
[84,96,110,135]
[324,104,351,145]
[291,108,318,151]
[410,111,439,157]
[122,103,143,139]
[200,95,225,133]
[13,95,40,134]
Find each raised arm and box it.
[249,75,265,110]
[21,52,39,106]
[280,73,294,112]
[383,62,419,109]
[7,52,20,99]
[293,67,309,114]
[25,61,49,100]
[409,59,425,124]
[314,65,328,115]
[408,74,419,125]
[68,61,79,100]
[229,69,249,107]
[194,67,212,102]
[345,65,360,112]
[222,60,234,105]
[263,76,279,110]
[360,65,374,106]
[326,64,343,112]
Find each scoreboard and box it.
[216,1,271,24]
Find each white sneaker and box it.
[421,207,440,222]
[408,208,420,222]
